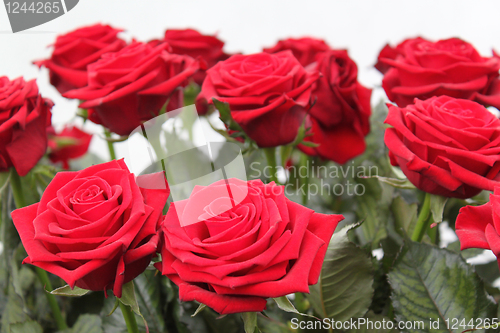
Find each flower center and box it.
[71,185,106,204]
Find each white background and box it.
[1,0,500,160]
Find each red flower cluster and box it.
[8,24,500,318]
[199,37,372,164]
[37,25,210,136]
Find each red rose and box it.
[376,37,500,108]
[264,37,330,67]
[160,29,231,85]
[64,42,202,136]
[384,96,500,199]
[11,160,170,297]
[299,49,372,164]
[374,38,414,74]
[456,187,500,266]
[0,76,53,176]
[35,24,126,94]
[155,178,343,315]
[196,51,320,147]
[48,125,92,169]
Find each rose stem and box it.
[299,153,310,205]
[263,147,279,184]
[119,301,139,333]
[9,168,68,330]
[410,192,432,242]
[104,128,117,160]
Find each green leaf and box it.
[50,137,79,149]
[191,303,206,317]
[107,298,120,317]
[273,296,318,320]
[9,245,35,315]
[1,199,26,333]
[390,164,407,179]
[1,190,21,274]
[9,320,43,333]
[258,311,295,333]
[77,107,88,120]
[10,246,25,297]
[213,98,243,132]
[307,224,374,322]
[273,296,298,314]
[206,119,241,143]
[70,314,103,333]
[298,141,319,148]
[51,284,90,297]
[1,292,26,333]
[366,175,416,189]
[429,194,448,224]
[446,241,484,260]
[171,297,211,333]
[118,281,141,316]
[134,271,166,333]
[355,180,394,247]
[241,312,258,333]
[388,241,496,332]
[118,281,149,332]
[101,297,129,333]
[474,260,500,286]
[391,195,418,238]
[30,164,57,179]
[183,81,201,107]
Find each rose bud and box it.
[47,125,92,169]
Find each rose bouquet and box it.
[1,25,500,333]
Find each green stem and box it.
[10,168,26,208]
[411,192,432,242]
[428,214,438,244]
[104,129,117,160]
[263,147,279,184]
[35,267,67,330]
[299,153,310,205]
[119,302,139,333]
[9,168,68,331]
